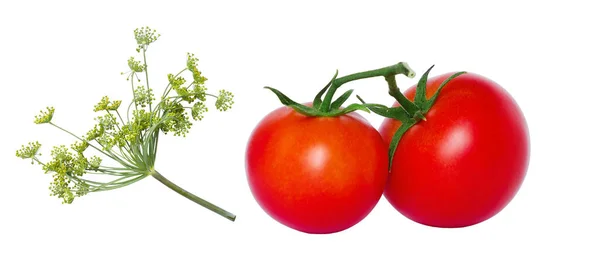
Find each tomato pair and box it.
[245,63,529,234]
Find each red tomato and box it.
[246,105,388,234]
[379,72,529,228]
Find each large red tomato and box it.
[379,72,530,228]
[246,105,388,234]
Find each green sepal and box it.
[422,71,467,112]
[288,104,322,116]
[357,94,417,170]
[414,64,435,108]
[387,120,416,170]
[331,89,354,110]
[327,103,370,117]
[265,62,425,118]
[357,95,411,122]
[265,86,369,117]
[264,87,319,116]
[313,70,338,110]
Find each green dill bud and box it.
[168,74,186,88]
[88,156,102,170]
[193,82,207,102]
[70,141,89,154]
[49,170,74,204]
[187,53,199,72]
[186,53,207,86]
[74,180,90,197]
[215,90,234,111]
[192,68,207,85]
[96,133,116,151]
[44,146,74,176]
[48,145,74,165]
[134,86,154,107]
[72,155,88,176]
[41,145,89,203]
[191,102,208,121]
[160,101,192,137]
[34,107,55,124]
[168,74,195,102]
[127,57,146,72]
[166,112,192,137]
[94,96,110,112]
[107,100,122,110]
[112,129,128,147]
[132,109,153,130]
[134,26,160,52]
[16,141,42,160]
[95,113,117,131]
[118,124,138,144]
[85,124,105,141]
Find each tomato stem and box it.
[384,75,423,119]
[150,169,236,221]
[265,62,417,118]
[319,62,416,112]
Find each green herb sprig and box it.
[16,27,236,221]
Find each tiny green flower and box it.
[193,81,207,102]
[96,133,117,151]
[168,74,186,88]
[71,140,89,154]
[192,102,208,121]
[84,124,105,141]
[43,145,75,176]
[215,90,234,111]
[132,109,152,130]
[16,141,42,164]
[168,74,195,102]
[96,113,117,131]
[107,100,122,110]
[74,180,90,197]
[134,26,160,52]
[192,68,207,85]
[94,96,110,112]
[134,86,154,107]
[117,124,138,144]
[165,112,192,137]
[34,107,55,124]
[187,53,199,71]
[88,156,102,170]
[72,155,88,176]
[128,57,146,72]
[160,100,192,136]
[49,171,74,204]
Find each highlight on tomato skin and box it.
[378,72,530,228]
[245,105,389,234]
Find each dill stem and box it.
[150,169,236,222]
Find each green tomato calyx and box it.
[358,65,467,170]
[265,62,416,117]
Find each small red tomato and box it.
[246,105,388,234]
[379,72,530,228]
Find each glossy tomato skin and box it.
[380,72,529,228]
[246,105,388,234]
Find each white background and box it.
[1,1,598,260]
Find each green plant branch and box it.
[17,27,236,221]
[143,50,153,114]
[150,169,236,222]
